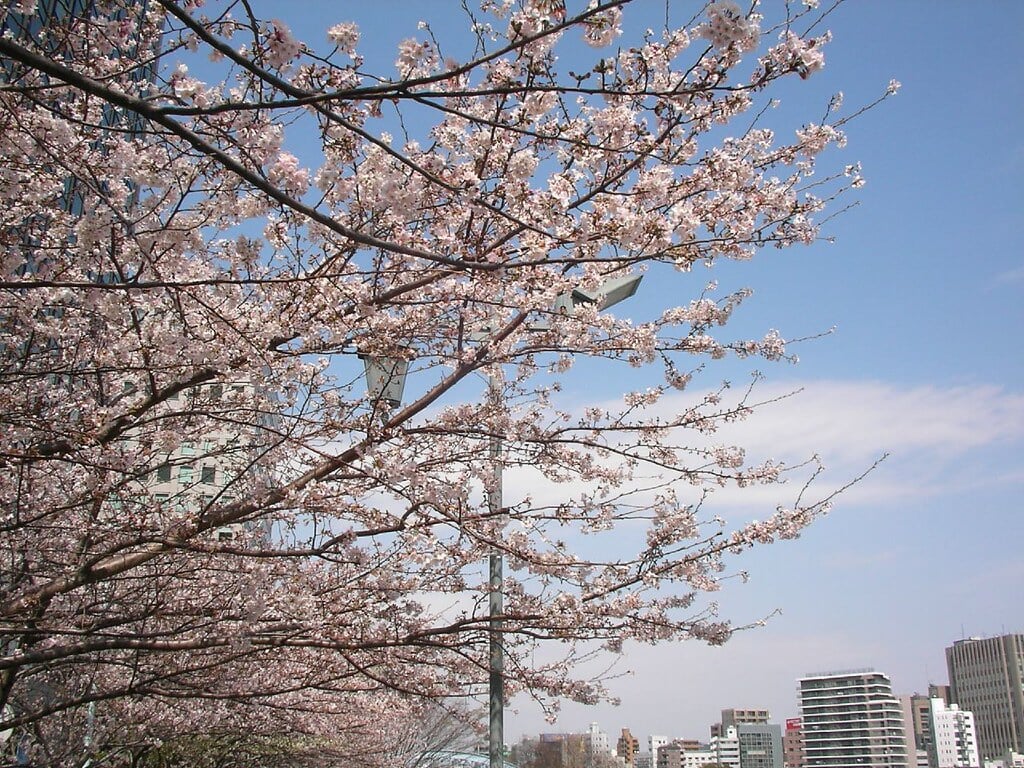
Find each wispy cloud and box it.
[707,380,1024,464]
[503,379,1024,514]
[994,263,1024,285]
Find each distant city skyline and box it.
[509,629,1024,747]
[510,639,1024,768]
[508,626,1023,743]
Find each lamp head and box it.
[360,353,409,409]
[555,274,643,315]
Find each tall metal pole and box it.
[488,373,504,768]
[483,274,641,768]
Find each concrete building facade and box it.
[903,685,954,768]
[946,635,1024,760]
[715,712,772,739]
[714,725,741,768]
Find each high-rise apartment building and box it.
[945,635,1024,760]
[929,699,979,768]
[143,383,270,541]
[5,3,280,545]
[2,0,156,218]
[799,670,909,768]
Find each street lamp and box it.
[360,353,410,410]
[488,274,643,768]
[551,274,643,316]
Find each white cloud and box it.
[500,379,1024,516]
[672,380,1021,465]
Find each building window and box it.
[155,464,171,482]
[201,466,216,484]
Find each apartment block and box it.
[619,729,640,768]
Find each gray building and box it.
[737,724,784,768]
[946,635,1024,760]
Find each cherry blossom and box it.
[699,1,761,52]
[0,0,897,762]
[327,21,360,55]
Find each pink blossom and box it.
[264,20,302,69]
[395,37,438,78]
[581,4,622,48]
[764,30,829,80]
[326,21,360,56]
[267,152,309,195]
[699,1,761,52]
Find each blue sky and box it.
[218,0,1024,743]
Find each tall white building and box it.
[585,723,613,761]
[143,382,269,542]
[799,669,909,768]
[930,699,979,768]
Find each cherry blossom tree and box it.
[0,0,893,763]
